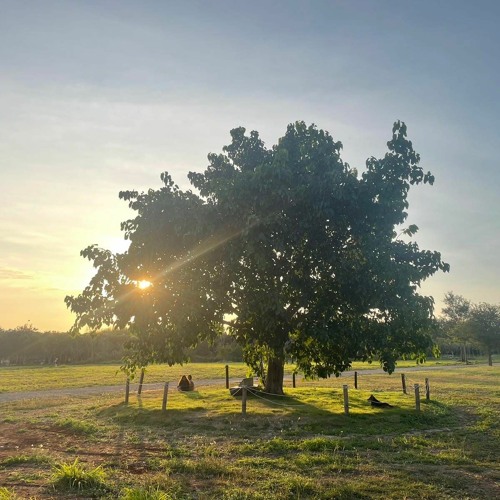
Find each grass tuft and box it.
[0,488,21,500]
[50,458,109,492]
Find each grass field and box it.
[0,362,252,393]
[0,363,498,499]
[0,358,468,393]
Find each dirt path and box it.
[1,362,492,404]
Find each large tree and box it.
[66,121,449,393]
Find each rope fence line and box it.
[254,389,292,398]
[131,382,164,388]
[404,375,420,385]
[125,377,428,392]
[247,389,308,407]
[123,366,433,414]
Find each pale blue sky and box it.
[0,0,498,330]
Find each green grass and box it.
[120,486,173,499]
[56,417,100,436]
[0,364,498,499]
[0,358,476,393]
[0,488,21,500]
[0,362,252,393]
[50,458,109,493]
[0,454,53,468]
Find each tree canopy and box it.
[441,292,499,365]
[469,303,500,366]
[440,291,473,361]
[66,121,449,393]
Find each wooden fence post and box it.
[343,384,349,415]
[242,386,247,416]
[401,373,407,394]
[414,384,420,412]
[162,382,169,412]
[125,378,130,404]
[354,371,358,389]
[425,378,430,401]
[138,368,145,395]
[292,372,296,388]
[225,364,229,389]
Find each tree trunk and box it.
[265,355,284,394]
[488,349,493,367]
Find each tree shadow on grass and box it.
[96,387,457,440]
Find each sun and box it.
[137,280,152,289]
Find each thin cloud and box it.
[0,268,34,281]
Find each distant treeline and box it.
[0,325,243,366]
[1,324,493,367]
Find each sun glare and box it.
[137,280,152,289]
